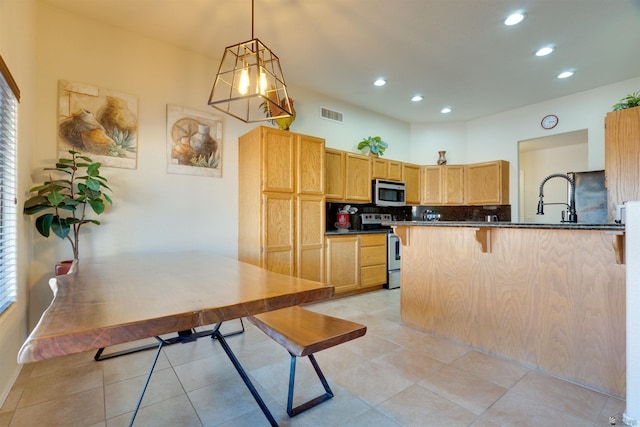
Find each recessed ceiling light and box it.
[441,107,452,114]
[557,70,575,79]
[504,11,527,26]
[373,78,386,87]
[411,95,424,102]
[535,46,555,57]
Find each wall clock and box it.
[541,114,559,129]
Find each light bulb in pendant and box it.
[238,68,250,95]
[258,69,268,95]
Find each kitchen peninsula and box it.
[386,220,626,398]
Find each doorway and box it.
[518,130,588,223]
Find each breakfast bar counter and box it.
[385,221,626,398]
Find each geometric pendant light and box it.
[208,0,292,123]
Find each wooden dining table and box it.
[18,251,334,426]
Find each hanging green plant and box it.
[357,136,388,156]
[612,91,640,111]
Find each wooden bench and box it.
[248,305,367,417]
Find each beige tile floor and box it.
[0,289,627,426]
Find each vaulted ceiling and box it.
[41,0,640,123]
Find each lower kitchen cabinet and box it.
[360,234,387,288]
[325,235,360,293]
[325,233,388,294]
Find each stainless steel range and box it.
[359,214,401,289]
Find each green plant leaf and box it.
[88,198,105,214]
[35,214,54,237]
[85,177,101,191]
[47,191,65,206]
[50,217,71,239]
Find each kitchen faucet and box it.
[536,173,578,223]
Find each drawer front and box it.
[361,264,387,287]
[360,233,387,247]
[361,245,387,266]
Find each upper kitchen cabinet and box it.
[345,153,372,201]
[238,126,325,280]
[402,163,421,205]
[464,160,509,205]
[421,165,464,205]
[372,157,402,181]
[326,149,372,202]
[605,106,640,222]
[325,148,345,200]
[261,127,295,193]
[298,134,325,195]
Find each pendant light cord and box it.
[251,0,255,39]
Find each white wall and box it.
[410,121,467,165]
[0,0,36,407]
[288,84,411,160]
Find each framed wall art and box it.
[166,104,222,178]
[58,80,138,169]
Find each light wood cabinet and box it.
[464,160,509,205]
[239,126,325,281]
[298,134,325,195]
[359,234,387,288]
[325,148,345,200]
[262,193,295,275]
[325,235,360,293]
[444,166,465,204]
[605,106,640,222]
[325,149,371,202]
[325,233,388,294]
[297,195,325,282]
[420,165,464,205]
[372,157,402,181]
[403,163,421,205]
[261,130,295,193]
[344,153,372,202]
[420,166,443,204]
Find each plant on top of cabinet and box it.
[357,136,388,156]
[612,91,640,111]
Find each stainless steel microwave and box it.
[373,179,406,207]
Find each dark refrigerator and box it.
[570,170,608,224]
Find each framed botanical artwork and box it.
[58,80,138,169]
[166,104,222,178]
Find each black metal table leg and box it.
[211,324,279,427]
[128,338,165,427]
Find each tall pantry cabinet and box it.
[238,126,326,282]
[605,106,640,222]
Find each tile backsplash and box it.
[326,202,511,231]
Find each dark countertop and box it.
[325,229,391,236]
[383,220,625,231]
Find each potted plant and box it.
[357,136,388,157]
[23,150,113,270]
[612,91,640,111]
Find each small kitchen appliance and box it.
[372,179,406,207]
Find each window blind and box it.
[0,55,18,315]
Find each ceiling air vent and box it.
[320,107,344,123]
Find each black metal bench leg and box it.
[287,353,334,417]
[212,324,278,427]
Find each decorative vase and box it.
[437,151,447,165]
